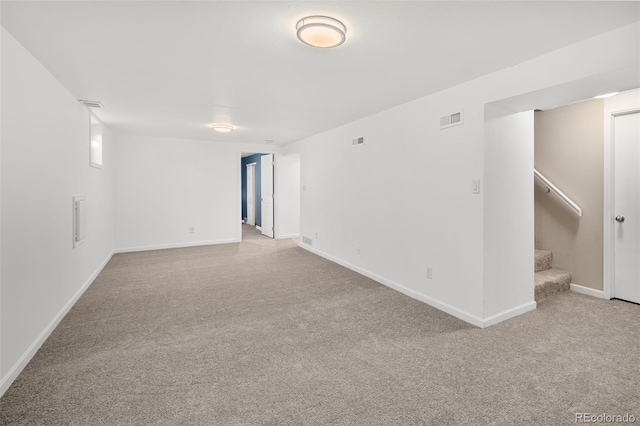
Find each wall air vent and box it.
[302,235,313,245]
[352,136,364,146]
[440,110,463,130]
[78,100,104,109]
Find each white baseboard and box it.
[256,226,262,231]
[276,234,300,240]
[570,283,605,299]
[0,250,115,398]
[115,238,240,254]
[482,301,537,328]
[298,243,487,328]
[298,243,537,328]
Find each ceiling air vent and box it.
[78,100,104,109]
[352,136,364,146]
[302,235,313,246]
[440,110,463,130]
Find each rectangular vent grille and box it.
[440,110,463,130]
[352,136,364,146]
[302,235,313,245]
[78,99,104,109]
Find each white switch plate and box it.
[426,267,433,279]
[472,179,480,194]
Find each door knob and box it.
[615,215,625,223]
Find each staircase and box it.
[534,249,571,302]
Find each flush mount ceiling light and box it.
[211,123,234,133]
[296,15,346,48]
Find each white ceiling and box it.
[2,1,639,146]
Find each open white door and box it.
[613,110,640,304]
[260,154,274,238]
[246,163,256,226]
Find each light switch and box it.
[472,180,480,194]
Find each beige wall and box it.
[534,99,604,290]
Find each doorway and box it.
[533,99,603,295]
[241,152,274,240]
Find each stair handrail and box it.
[534,169,582,217]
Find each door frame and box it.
[260,153,275,238]
[246,162,257,226]
[603,98,640,300]
[238,151,278,241]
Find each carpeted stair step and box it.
[535,268,571,302]
[535,249,553,272]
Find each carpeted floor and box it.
[1,224,638,425]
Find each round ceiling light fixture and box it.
[296,15,346,48]
[211,123,234,133]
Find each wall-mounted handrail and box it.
[534,169,582,216]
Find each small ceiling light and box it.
[211,124,234,133]
[296,15,346,48]
[594,92,619,99]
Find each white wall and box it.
[1,28,115,394]
[114,135,281,251]
[298,87,486,324]
[294,22,639,327]
[275,153,300,239]
[483,107,535,322]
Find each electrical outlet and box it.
[426,267,433,279]
[189,227,195,234]
[315,232,319,240]
[356,247,361,255]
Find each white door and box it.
[614,111,640,303]
[246,163,256,226]
[260,154,274,238]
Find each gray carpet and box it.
[1,224,638,425]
